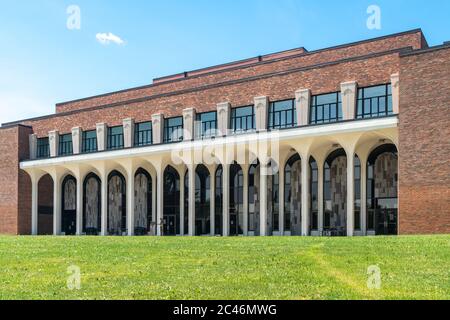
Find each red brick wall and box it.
[55,30,424,114]
[399,47,450,234]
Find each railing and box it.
[108,133,124,150]
[269,109,296,129]
[231,114,254,133]
[164,125,183,143]
[59,140,73,156]
[82,137,97,153]
[135,129,152,146]
[199,119,217,139]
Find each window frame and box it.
[107,126,124,150]
[356,84,393,119]
[230,105,255,134]
[163,117,184,143]
[82,130,98,154]
[310,92,343,125]
[134,122,153,147]
[269,99,297,130]
[58,133,73,156]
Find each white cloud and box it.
[96,32,125,45]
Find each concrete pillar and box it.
[295,89,311,126]
[31,175,39,235]
[301,155,310,236]
[260,163,268,236]
[341,81,358,120]
[278,164,285,235]
[222,164,230,236]
[29,134,37,160]
[391,73,400,114]
[72,127,82,155]
[180,169,185,235]
[209,166,216,236]
[156,166,164,236]
[151,173,157,224]
[188,165,196,236]
[360,156,368,235]
[242,166,249,236]
[53,174,61,235]
[254,96,268,132]
[123,118,135,148]
[96,123,108,151]
[76,173,83,235]
[183,108,196,141]
[152,114,164,144]
[49,131,59,157]
[126,169,135,236]
[100,172,108,236]
[346,150,355,237]
[217,102,231,137]
[317,159,325,235]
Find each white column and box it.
[188,165,196,236]
[96,123,108,151]
[222,164,230,236]
[210,167,216,236]
[126,169,135,236]
[360,157,368,235]
[31,176,39,235]
[49,131,59,157]
[317,159,325,235]
[260,164,268,236]
[72,127,82,154]
[183,108,196,141]
[279,165,285,235]
[76,174,83,235]
[53,174,62,235]
[152,114,164,144]
[254,96,268,132]
[341,81,358,120]
[29,134,37,160]
[391,73,400,114]
[346,151,355,237]
[156,167,164,236]
[295,89,311,126]
[100,173,108,236]
[217,103,231,137]
[242,166,249,236]
[179,169,185,236]
[151,173,157,225]
[301,155,310,236]
[123,118,135,148]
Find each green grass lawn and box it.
[0,235,449,300]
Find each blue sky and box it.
[0,0,449,124]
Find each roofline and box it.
[55,28,424,107]
[2,46,411,128]
[400,41,450,57]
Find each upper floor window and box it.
[231,106,255,134]
[269,99,296,129]
[135,122,152,147]
[107,126,124,150]
[37,137,50,159]
[59,134,73,156]
[310,92,342,125]
[164,117,183,143]
[196,111,217,139]
[82,130,97,153]
[357,84,392,119]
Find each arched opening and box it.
[83,173,101,235]
[310,157,319,233]
[195,165,211,236]
[61,175,77,235]
[215,166,223,236]
[134,168,152,236]
[268,161,280,235]
[230,163,244,236]
[38,174,53,235]
[367,144,398,235]
[108,170,126,236]
[324,149,347,236]
[163,166,180,236]
[285,154,301,235]
[184,171,189,235]
[354,156,362,232]
[248,160,260,235]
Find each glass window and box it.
[107,126,124,150]
[59,134,73,156]
[37,137,50,159]
[196,112,217,139]
[269,99,296,129]
[310,92,342,124]
[231,106,255,134]
[135,122,152,146]
[164,117,183,143]
[82,130,97,153]
[357,84,393,119]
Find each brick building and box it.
[0,29,449,236]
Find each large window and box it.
[357,84,393,119]
[310,92,342,124]
[196,112,217,139]
[59,134,73,156]
[82,130,97,153]
[164,117,183,143]
[107,126,124,150]
[37,137,50,159]
[231,106,255,134]
[269,99,296,129]
[135,122,152,146]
